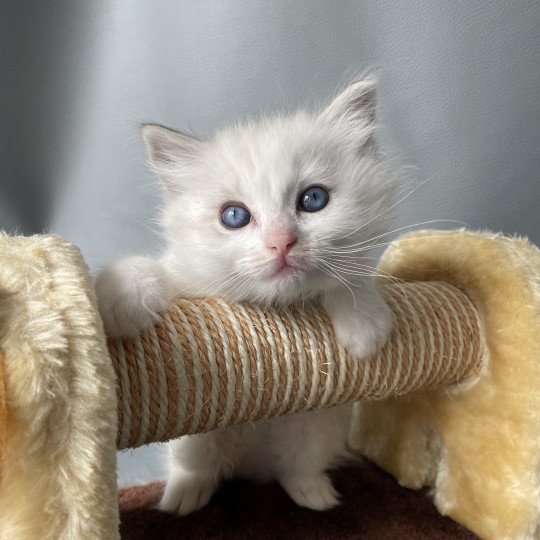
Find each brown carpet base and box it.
[119,462,477,539]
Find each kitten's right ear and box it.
[320,80,377,126]
[141,124,203,194]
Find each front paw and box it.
[95,257,170,338]
[331,304,393,359]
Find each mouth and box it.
[269,260,304,279]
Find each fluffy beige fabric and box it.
[351,230,540,540]
[0,234,119,540]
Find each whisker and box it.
[315,260,357,308]
[324,181,425,244]
[320,259,412,305]
[320,219,466,254]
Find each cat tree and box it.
[0,229,538,539]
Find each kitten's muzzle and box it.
[266,231,297,259]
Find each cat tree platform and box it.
[0,229,539,539]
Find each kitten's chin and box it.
[260,270,319,306]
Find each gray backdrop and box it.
[2,1,539,484]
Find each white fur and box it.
[96,257,172,338]
[160,407,351,514]
[95,80,395,514]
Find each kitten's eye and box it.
[298,186,329,213]
[221,204,251,229]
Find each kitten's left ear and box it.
[320,80,377,133]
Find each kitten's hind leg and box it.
[159,429,239,516]
[273,406,351,511]
[280,472,340,511]
[159,432,223,516]
[159,467,219,517]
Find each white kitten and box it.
[95,80,395,514]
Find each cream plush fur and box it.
[351,229,540,540]
[0,234,119,539]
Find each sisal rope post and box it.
[109,281,484,450]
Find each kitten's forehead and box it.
[205,113,331,202]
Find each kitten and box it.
[95,80,395,514]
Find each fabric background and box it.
[2,1,539,485]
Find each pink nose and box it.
[266,232,297,257]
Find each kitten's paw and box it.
[281,473,340,511]
[332,303,393,359]
[95,256,171,338]
[158,471,218,516]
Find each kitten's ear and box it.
[141,124,203,194]
[320,80,377,139]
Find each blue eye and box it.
[298,186,329,213]
[221,204,251,229]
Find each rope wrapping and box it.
[109,281,484,450]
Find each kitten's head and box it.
[143,81,395,305]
